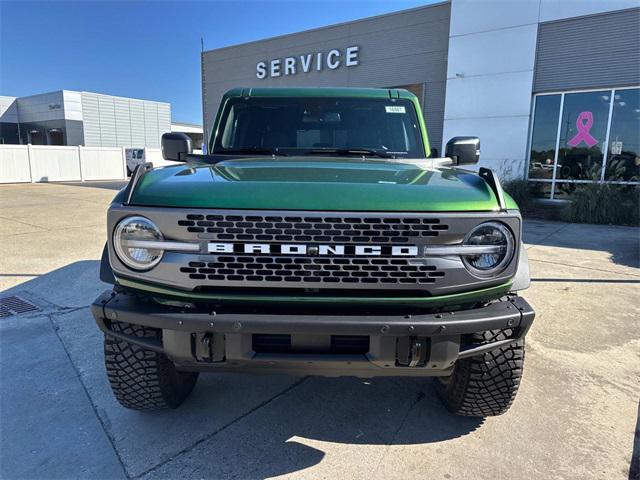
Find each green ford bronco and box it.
[92,87,534,417]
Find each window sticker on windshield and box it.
[385,105,406,114]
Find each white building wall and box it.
[143,102,159,147]
[442,0,638,179]
[15,91,66,123]
[114,97,132,147]
[129,100,146,147]
[80,92,170,148]
[81,93,101,147]
[0,96,18,122]
[443,0,539,179]
[62,91,83,121]
[98,95,118,147]
[62,90,85,145]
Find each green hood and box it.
[129,157,515,212]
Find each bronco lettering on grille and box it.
[207,243,420,257]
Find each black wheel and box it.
[436,329,524,417]
[104,321,199,410]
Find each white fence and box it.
[0,145,32,183]
[144,148,179,168]
[80,147,126,181]
[0,145,181,184]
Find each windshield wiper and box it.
[303,148,395,159]
[211,147,288,156]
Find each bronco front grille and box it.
[179,256,445,285]
[108,207,521,294]
[177,214,448,243]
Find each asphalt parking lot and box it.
[1,181,639,480]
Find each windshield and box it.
[211,96,426,158]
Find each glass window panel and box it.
[605,88,640,182]
[557,91,610,181]
[528,95,561,180]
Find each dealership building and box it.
[202,0,639,198]
[0,91,203,150]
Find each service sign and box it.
[256,46,359,79]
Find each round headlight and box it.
[113,216,164,270]
[462,222,515,276]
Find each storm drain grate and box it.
[0,296,40,318]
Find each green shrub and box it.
[502,179,535,210]
[562,183,640,226]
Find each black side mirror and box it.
[445,136,480,165]
[161,132,192,161]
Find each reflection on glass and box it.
[557,91,610,181]
[528,95,561,180]
[606,88,640,182]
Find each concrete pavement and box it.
[1,182,638,479]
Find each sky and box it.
[0,0,435,124]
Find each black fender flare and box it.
[511,243,530,291]
[99,243,116,285]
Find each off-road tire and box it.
[104,321,199,410]
[436,329,524,417]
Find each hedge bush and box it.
[562,184,639,226]
[502,179,537,211]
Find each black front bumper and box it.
[91,291,534,377]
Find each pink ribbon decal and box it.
[568,111,598,148]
